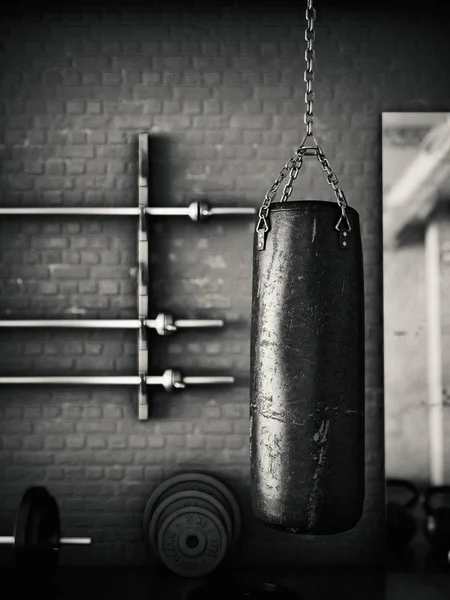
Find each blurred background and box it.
[383,112,450,484]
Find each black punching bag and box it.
[250,199,365,534]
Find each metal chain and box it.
[316,146,347,210]
[256,151,305,235]
[256,0,350,247]
[304,0,316,138]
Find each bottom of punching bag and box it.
[251,501,365,536]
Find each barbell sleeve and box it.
[146,370,235,392]
[199,205,257,217]
[0,536,91,545]
[174,319,224,329]
[183,375,235,385]
[147,313,225,335]
[146,206,191,216]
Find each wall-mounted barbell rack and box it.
[0,133,257,419]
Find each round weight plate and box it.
[144,472,241,546]
[14,487,60,571]
[157,507,228,578]
[149,490,233,558]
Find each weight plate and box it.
[158,507,228,578]
[14,487,60,571]
[149,490,233,559]
[143,472,241,546]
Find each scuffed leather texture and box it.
[250,200,365,535]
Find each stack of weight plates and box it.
[143,472,242,578]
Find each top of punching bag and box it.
[269,200,359,216]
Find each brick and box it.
[45,436,66,450]
[14,452,54,465]
[67,101,86,115]
[200,420,233,435]
[49,266,89,279]
[125,467,144,481]
[87,436,108,449]
[59,145,95,159]
[105,467,125,481]
[205,436,225,450]
[86,466,104,480]
[46,467,65,480]
[67,436,87,449]
[147,436,165,449]
[34,422,75,434]
[23,436,44,451]
[103,406,123,419]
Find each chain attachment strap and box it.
[255,0,350,250]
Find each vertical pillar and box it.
[137,133,149,420]
[425,216,444,485]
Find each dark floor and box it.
[3,504,450,600]
[2,563,450,600]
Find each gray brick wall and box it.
[2,2,447,567]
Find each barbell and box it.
[0,313,224,336]
[0,487,91,570]
[0,369,234,392]
[0,201,256,221]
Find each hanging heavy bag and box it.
[250,0,365,535]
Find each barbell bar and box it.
[0,487,91,571]
[0,369,235,392]
[0,313,224,336]
[0,201,257,221]
[0,536,91,545]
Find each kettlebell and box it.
[423,485,450,559]
[386,479,419,551]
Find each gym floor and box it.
[3,565,450,600]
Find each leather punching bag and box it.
[250,198,365,535]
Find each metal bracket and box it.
[138,372,148,420]
[138,205,147,241]
[339,229,350,249]
[257,229,266,251]
[138,261,148,295]
[138,319,148,373]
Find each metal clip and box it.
[256,214,269,251]
[335,205,351,249]
[335,207,351,233]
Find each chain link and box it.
[255,0,350,247]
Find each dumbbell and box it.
[423,485,450,563]
[0,487,91,570]
[386,479,419,551]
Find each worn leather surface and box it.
[250,200,365,535]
